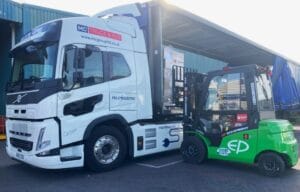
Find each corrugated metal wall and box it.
[0,22,11,115]
[21,4,82,35]
[0,0,22,22]
[0,0,82,116]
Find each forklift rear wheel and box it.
[181,136,206,164]
[258,152,285,177]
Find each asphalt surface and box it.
[1,129,300,192]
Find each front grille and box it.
[10,138,33,151]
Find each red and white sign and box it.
[77,24,122,41]
[89,27,122,41]
[236,113,248,123]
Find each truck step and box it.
[60,156,82,162]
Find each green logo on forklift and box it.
[217,140,249,156]
[228,140,249,154]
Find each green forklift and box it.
[180,64,298,177]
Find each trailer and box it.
[272,56,300,121]
[5,1,299,171]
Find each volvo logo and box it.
[13,94,28,104]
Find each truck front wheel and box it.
[181,136,206,164]
[85,125,127,172]
[258,152,286,177]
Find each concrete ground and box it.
[1,129,300,192]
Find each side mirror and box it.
[73,71,83,84]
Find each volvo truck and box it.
[5,2,189,171]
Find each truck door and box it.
[57,44,109,145]
[199,70,258,162]
[106,47,137,118]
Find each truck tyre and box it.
[258,152,285,177]
[84,125,127,172]
[181,136,206,164]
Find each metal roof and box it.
[159,1,299,66]
[0,0,82,35]
[0,0,22,22]
[21,3,82,35]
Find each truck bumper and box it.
[6,118,84,169]
[6,146,83,169]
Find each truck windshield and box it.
[11,42,58,85]
[256,73,274,111]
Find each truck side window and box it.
[205,73,247,111]
[109,53,131,80]
[63,46,103,89]
[80,49,103,86]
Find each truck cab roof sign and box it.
[77,24,122,41]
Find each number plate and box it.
[16,153,24,160]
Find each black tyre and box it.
[84,125,127,172]
[180,136,206,164]
[258,152,286,177]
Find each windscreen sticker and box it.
[77,24,122,41]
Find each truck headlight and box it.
[36,128,51,151]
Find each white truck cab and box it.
[6,3,183,170]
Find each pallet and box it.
[0,134,6,140]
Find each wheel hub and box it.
[102,144,112,155]
[93,135,120,165]
[263,160,279,172]
[187,144,199,156]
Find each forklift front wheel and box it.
[181,136,206,164]
[258,152,286,177]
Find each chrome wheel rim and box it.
[93,135,120,165]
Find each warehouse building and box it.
[0,0,82,118]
